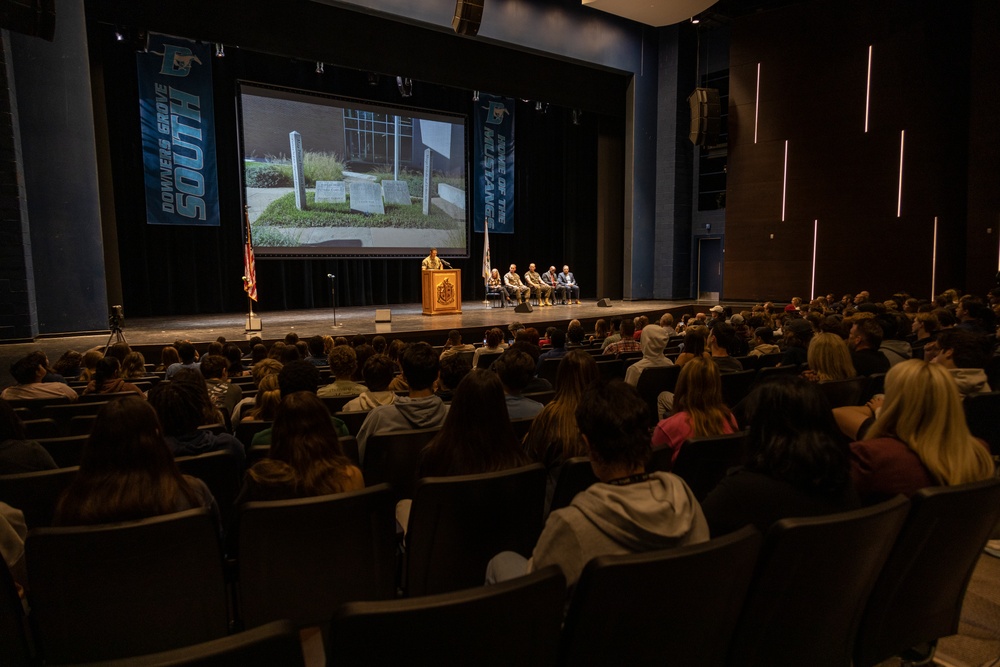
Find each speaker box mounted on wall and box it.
[452,0,484,36]
[375,309,392,323]
[597,298,612,307]
[0,0,56,41]
[687,87,720,147]
[514,302,533,314]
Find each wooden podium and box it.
[421,269,462,316]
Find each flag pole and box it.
[481,218,491,305]
[243,205,262,333]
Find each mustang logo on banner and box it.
[473,94,514,234]
[137,34,220,226]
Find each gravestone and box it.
[438,184,465,211]
[289,131,307,210]
[315,181,346,203]
[349,182,385,215]
[422,148,431,216]
[382,180,412,206]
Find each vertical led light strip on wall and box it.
[811,219,818,301]
[931,216,938,300]
[781,140,789,221]
[755,62,761,144]
[865,46,872,133]
[897,130,905,217]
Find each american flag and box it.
[243,206,258,302]
[481,220,491,287]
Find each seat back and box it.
[720,368,758,407]
[320,395,359,415]
[237,484,397,630]
[728,495,910,667]
[175,450,242,530]
[21,417,58,439]
[25,508,229,663]
[537,357,563,388]
[1,557,32,667]
[559,526,762,667]
[594,358,624,382]
[362,427,440,501]
[77,620,305,667]
[817,376,866,407]
[78,391,136,404]
[523,390,555,406]
[549,456,599,513]
[756,352,784,368]
[861,372,886,402]
[406,464,546,596]
[43,401,107,436]
[854,477,1000,667]
[670,431,747,501]
[35,434,88,468]
[476,352,501,369]
[334,410,370,436]
[963,391,1000,455]
[510,417,535,440]
[4,396,70,421]
[330,565,565,667]
[234,419,272,446]
[753,363,799,385]
[0,466,78,528]
[634,365,682,422]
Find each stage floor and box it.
[0,298,710,385]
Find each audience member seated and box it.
[708,323,744,373]
[652,356,738,461]
[603,318,641,356]
[748,327,780,357]
[53,397,217,526]
[1,354,78,402]
[589,319,610,345]
[728,313,751,355]
[230,359,282,424]
[165,341,201,380]
[700,376,860,536]
[537,329,568,369]
[82,356,143,396]
[658,312,677,336]
[433,353,472,403]
[566,324,587,348]
[317,346,366,398]
[223,344,249,378]
[148,379,246,469]
[674,327,708,367]
[875,313,913,367]
[240,375,280,423]
[848,317,891,376]
[343,355,399,411]
[909,311,939,355]
[801,332,857,383]
[199,355,243,416]
[624,324,673,387]
[486,380,709,589]
[120,351,148,381]
[52,350,83,380]
[251,361,348,447]
[931,328,993,397]
[600,316,623,351]
[0,398,57,474]
[155,346,180,374]
[236,392,363,504]
[493,349,544,420]
[848,359,995,505]
[472,328,507,369]
[779,318,813,367]
[304,335,328,368]
[356,343,448,464]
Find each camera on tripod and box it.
[108,305,125,332]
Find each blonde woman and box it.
[651,355,738,465]
[242,374,281,423]
[802,332,857,382]
[850,359,994,504]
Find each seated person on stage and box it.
[317,346,367,398]
[356,342,449,465]
[251,361,349,447]
[421,247,444,270]
[148,379,247,470]
[487,268,512,305]
[503,264,530,304]
[557,265,581,304]
[1,354,78,402]
[493,348,545,420]
[439,330,476,360]
[486,380,709,589]
[165,341,201,380]
[544,266,564,304]
[344,355,400,412]
[524,263,554,306]
[200,354,243,416]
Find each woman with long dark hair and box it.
[419,370,529,477]
[524,350,600,467]
[54,397,216,525]
[238,392,363,502]
[699,375,859,536]
[82,356,143,396]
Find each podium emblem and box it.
[436,278,455,305]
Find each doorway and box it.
[697,237,723,301]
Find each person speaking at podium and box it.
[422,248,448,270]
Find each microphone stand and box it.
[328,274,343,327]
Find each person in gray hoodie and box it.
[343,355,399,412]
[624,323,674,387]
[356,342,449,464]
[487,380,709,589]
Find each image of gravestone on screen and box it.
[239,83,468,258]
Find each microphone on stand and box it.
[440,260,452,268]
[327,274,335,279]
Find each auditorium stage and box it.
[0,299,710,385]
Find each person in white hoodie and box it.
[343,355,399,412]
[623,323,673,387]
[931,328,992,398]
[487,380,709,589]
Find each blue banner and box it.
[137,34,220,226]
[473,94,515,234]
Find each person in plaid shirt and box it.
[603,319,642,356]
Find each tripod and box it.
[105,325,128,352]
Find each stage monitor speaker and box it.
[597,298,612,307]
[687,87,720,147]
[0,0,56,41]
[514,302,533,313]
[452,0,484,36]
[375,308,392,323]
[245,314,262,332]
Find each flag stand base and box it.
[245,312,262,333]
